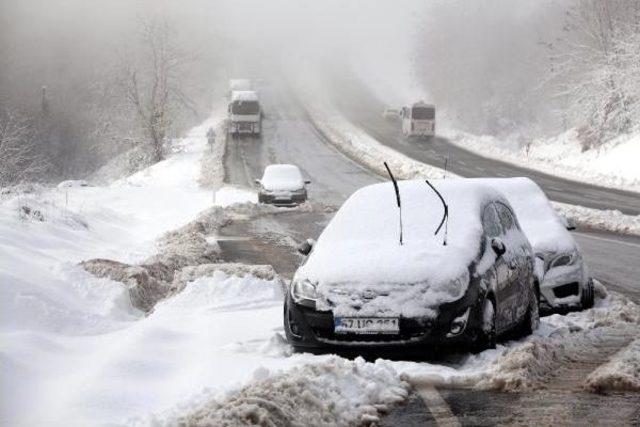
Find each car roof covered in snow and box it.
[231,90,258,102]
[477,177,576,254]
[296,179,507,287]
[261,164,304,191]
[412,101,435,109]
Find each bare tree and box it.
[120,18,196,162]
[548,0,640,148]
[0,110,49,187]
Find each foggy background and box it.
[1,0,638,185]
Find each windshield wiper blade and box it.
[425,179,448,246]
[384,162,403,245]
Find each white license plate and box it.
[334,317,399,335]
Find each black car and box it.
[284,179,539,352]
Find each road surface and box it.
[221,81,640,426]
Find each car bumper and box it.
[540,264,587,309]
[259,191,307,206]
[230,122,260,134]
[284,285,483,350]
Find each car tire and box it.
[474,298,496,352]
[521,283,540,336]
[581,278,595,309]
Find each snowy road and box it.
[330,77,640,217]
[221,82,640,425]
[224,84,380,206]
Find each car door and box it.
[494,202,531,326]
[481,203,511,332]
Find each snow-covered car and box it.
[256,164,310,207]
[484,177,594,310]
[284,179,539,352]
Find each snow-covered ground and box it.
[2,100,639,426]
[443,128,640,193]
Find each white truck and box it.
[401,101,436,137]
[228,90,261,137]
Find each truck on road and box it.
[401,101,436,138]
[228,90,261,137]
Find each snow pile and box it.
[306,101,456,180]
[214,185,258,207]
[395,291,640,393]
[260,164,305,191]
[552,202,640,236]
[585,338,640,393]
[172,357,409,427]
[197,108,228,190]
[443,128,640,193]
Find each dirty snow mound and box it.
[214,185,258,207]
[172,357,409,427]
[585,338,640,393]
[552,202,640,236]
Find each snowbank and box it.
[443,128,640,193]
[214,185,258,207]
[0,108,237,425]
[395,290,640,392]
[306,101,456,180]
[171,357,409,426]
[552,202,640,236]
[585,338,640,393]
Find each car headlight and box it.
[291,279,318,307]
[548,251,578,270]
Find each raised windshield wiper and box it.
[383,162,403,245]
[425,179,449,246]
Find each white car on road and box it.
[256,164,310,207]
[485,177,594,310]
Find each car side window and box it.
[495,202,518,232]
[482,204,502,238]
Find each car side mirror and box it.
[558,214,577,231]
[491,238,506,257]
[254,179,261,186]
[297,238,315,256]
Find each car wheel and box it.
[521,284,540,336]
[474,298,496,351]
[581,278,595,309]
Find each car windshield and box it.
[412,107,435,120]
[231,100,259,115]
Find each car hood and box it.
[295,241,474,317]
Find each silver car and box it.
[255,164,310,207]
[482,178,594,310]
